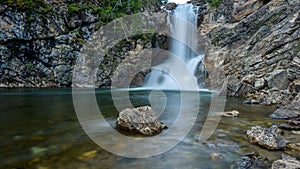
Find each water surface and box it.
[0,88,296,169]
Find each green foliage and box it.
[67,3,81,14]
[208,0,221,7]
[2,0,54,24]
[26,16,35,23]
[2,0,52,13]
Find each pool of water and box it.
[0,88,296,169]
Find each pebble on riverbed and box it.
[246,125,289,150]
[77,150,97,160]
[116,106,167,136]
[210,152,225,160]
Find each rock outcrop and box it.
[116,106,167,135]
[246,125,288,150]
[191,0,300,114]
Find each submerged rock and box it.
[77,150,97,160]
[213,110,239,117]
[271,154,300,169]
[246,125,288,150]
[116,106,167,135]
[232,152,270,169]
[210,152,225,160]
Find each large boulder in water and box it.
[246,125,288,150]
[116,106,167,135]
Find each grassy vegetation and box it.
[1,0,153,26]
[208,0,221,7]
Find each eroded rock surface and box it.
[271,154,300,169]
[232,152,270,169]
[196,0,300,111]
[116,106,167,135]
[246,125,288,150]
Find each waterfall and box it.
[143,4,205,90]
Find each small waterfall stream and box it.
[143,4,205,90]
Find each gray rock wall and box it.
[0,0,163,87]
[197,0,300,106]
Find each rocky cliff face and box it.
[195,0,300,107]
[0,0,162,87]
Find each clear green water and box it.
[0,88,297,169]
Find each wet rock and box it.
[232,152,270,169]
[77,150,97,160]
[213,110,239,117]
[246,125,288,150]
[164,3,177,10]
[232,156,252,169]
[271,102,300,119]
[271,154,300,169]
[278,123,300,131]
[117,106,167,135]
[287,119,300,126]
[243,99,261,104]
[287,143,300,151]
[210,152,225,160]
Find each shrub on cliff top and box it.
[207,0,221,7]
[2,0,52,13]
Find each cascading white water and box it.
[143,4,205,90]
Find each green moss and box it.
[36,5,53,14]
[26,16,35,23]
[67,3,81,14]
[208,0,221,7]
[2,0,52,13]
